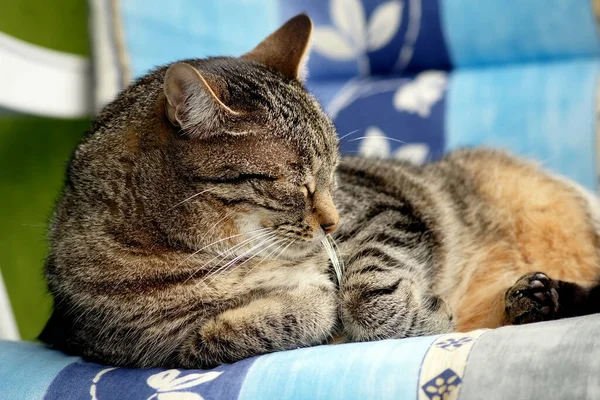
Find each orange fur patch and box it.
[450,153,599,330]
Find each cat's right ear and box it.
[163,62,239,136]
[242,14,313,82]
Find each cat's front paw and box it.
[505,272,559,325]
[421,296,455,335]
[177,317,244,368]
[180,315,271,368]
[341,281,454,341]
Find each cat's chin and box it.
[277,239,323,260]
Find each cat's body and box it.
[41,15,600,368]
[336,151,600,333]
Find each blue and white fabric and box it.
[2,315,600,399]
[90,0,600,189]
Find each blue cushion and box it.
[116,0,600,79]
[91,0,600,191]
[310,58,600,189]
[2,315,600,399]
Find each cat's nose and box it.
[313,192,339,235]
[320,221,338,235]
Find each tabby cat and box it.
[40,15,600,368]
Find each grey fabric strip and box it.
[459,315,600,400]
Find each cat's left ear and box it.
[163,62,239,136]
[242,14,312,82]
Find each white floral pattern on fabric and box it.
[394,143,429,164]
[90,367,118,400]
[393,71,447,117]
[312,0,403,75]
[358,126,391,158]
[358,126,429,164]
[367,1,404,51]
[146,370,222,400]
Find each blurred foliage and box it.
[0,0,89,55]
[0,0,91,339]
[0,118,90,340]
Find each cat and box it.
[40,14,600,369]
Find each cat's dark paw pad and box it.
[505,272,559,324]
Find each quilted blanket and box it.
[2,315,600,399]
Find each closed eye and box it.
[301,184,314,198]
[301,185,308,197]
[193,173,277,184]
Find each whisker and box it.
[326,235,346,285]
[321,237,333,264]
[199,210,235,241]
[327,235,345,275]
[227,238,287,280]
[257,238,288,264]
[338,129,364,141]
[241,238,284,268]
[176,227,271,268]
[182,230,276,282]
[216,236,279,273]
[267,241,288,262]
[197,235,279,285]
[168,187,219,210]
[210,231,276,270]
[348,136,407,145]
[275,239,296,261]
[321,235,343,284]
[199,230,275,272]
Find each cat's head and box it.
[73,15,340,261]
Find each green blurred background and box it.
[0,0,92,340]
